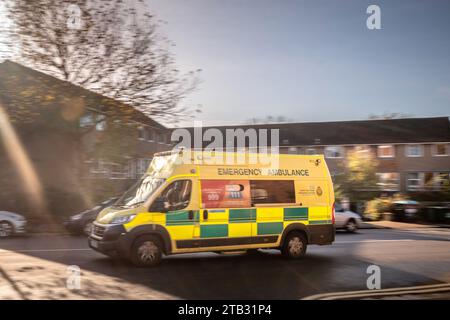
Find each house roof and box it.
[0,60,166,130]
[183,117,450,146]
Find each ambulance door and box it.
[159,179,198,249]
[198,180,253,248]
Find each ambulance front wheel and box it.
[130,235,163,267]
[281,231,307,259]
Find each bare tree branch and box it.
[2,0,201,125]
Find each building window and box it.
[324,146,345,159]
[136,158,151,175]
[147,128,155,142]
[138,127,145,140]
[376,173,400,191]
[305,148,316,155]
[80,113,107,131]
[406,172,423,191]
[88,159,109,176]
[354,145,371,157]
[79,113,95,127]
[405,144,423,157]
[377,145,395,158]
[157,132,165,143]
[95,115,107,131]
[432,143,449,156]
[434,173,450,190]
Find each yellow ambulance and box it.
[89,150,335,266]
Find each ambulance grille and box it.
[92,225,106,238]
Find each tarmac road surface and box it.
[0,228,449,299]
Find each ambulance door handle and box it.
[203,210,208,220]
[188,210,194,220]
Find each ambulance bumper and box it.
[308,224,335,245]
[88,224,129,257]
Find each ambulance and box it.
[89,150,335,266]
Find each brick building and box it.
[0,60,172,217]
[182,117,450,194]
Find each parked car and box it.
[64,197,118,236]
[0,211,27,238]
[334,203,362,232]
[423,204,450,223]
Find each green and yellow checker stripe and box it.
[160,206,331,240]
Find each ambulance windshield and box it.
[114,176,165,208]
[113,154,178,208]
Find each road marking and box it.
[0,248,91,254]
[303,282,450,300]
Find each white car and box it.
[334,204,362,232]
[0,211,27,238]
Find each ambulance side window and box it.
[250,180,295,204]
[160,180,192,211]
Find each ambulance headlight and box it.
[111,214,136,225]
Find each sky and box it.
[146,0,450,126]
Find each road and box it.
[0,228,449,299]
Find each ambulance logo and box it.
[316,186,323,196]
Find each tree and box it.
[368,112,413,120]
[334,149,379,202]
[2,0,200,126]
[246,115,294,124]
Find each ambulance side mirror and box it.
[150,196,168,213]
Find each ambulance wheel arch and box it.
[280,223,309,248]
[126,224,172,256]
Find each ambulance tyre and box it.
[281,231,307,259]
[130,235,163,267]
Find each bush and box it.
[364,194,409,221]
[364,198,390,221]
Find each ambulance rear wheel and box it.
[281,232,307,259]
[130,235,163,267]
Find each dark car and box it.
[391,200,421,222]
[64,197,118,235]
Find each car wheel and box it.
[83,221,94,236]
[345,219,357,233]
[130,235,163,267]
[0,221,14,238]
[281,231,307,259]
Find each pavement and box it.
[361,220,450,229]
[1,227,450,300]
